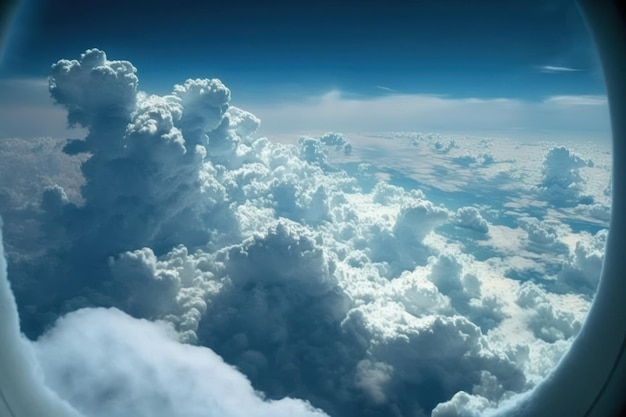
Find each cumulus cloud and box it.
[0,49,610,417]
[344,307,524,414]
[33,308,329,417]
[394,200,450,242]
[431,391,490,417]
[454,207,489,234]
[8,49,259,337]
[518,217,569,255]
[539,146,592,207]
[516,282,582,343]
[318,132,352,155]
[172,78,231,147]
[1,225,329,417]
[363,199,450,276]
[575,202,611,222]
[49,48,138,136]
[298,136,329,166]
[47,50,209,252]
[433,138,458,154]
[558,229,607,294]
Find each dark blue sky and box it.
[0,0,605,102]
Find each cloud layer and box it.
[0,49,612,417]
[246,91,610,139]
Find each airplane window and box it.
[0,1,622,416]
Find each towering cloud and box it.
[49,48,138,132]
[539,146,591,207]
[558,229,607,294]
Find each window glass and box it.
[0,1,611,416]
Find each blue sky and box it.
[0,0,611,138]
[2,0,604,98]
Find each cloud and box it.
[515,281,582,343]
[454,207,489,234]
[245,90,609,137]
[394,200,450,243]
[318,131,352,154]
[558,229,607,294]
[0,48,611,417]
[520,218,561,249]
[539,146,592,207]
[0,223,83,417]
[536,65,583,73]
[433,138,459,154]
[344,306,524,414]
[543,95,607,106]
[172,78,231,151]
[574,202,610,222]
[375,85,396,93]
[195,220,359,414]
[33,307,329,417]
[431,391,490,417]
[1,83,610,143]
[1,223,329,417]
[49,48,139,128]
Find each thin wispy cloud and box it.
[544,95,608,106]
[536,65,584,74]
[376,85,397,93]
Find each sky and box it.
[0,0,604,99]
[0,0,611,139]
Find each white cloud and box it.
[0,84,609,143]
[454,207,489,234]
[33,307,329,417]
[49,49,138,128]
[536,65,583,73]
[245,90,609,138]
[431,391,490,417]
[0,49,613,417]
[539,146,591,207]
[558,229,607,293]
[2,223,327,417]
[520,218,559,247]
[543,95,607,106]
[515,282,582,343]
[375,85,396,93]
[394,200,450,243]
